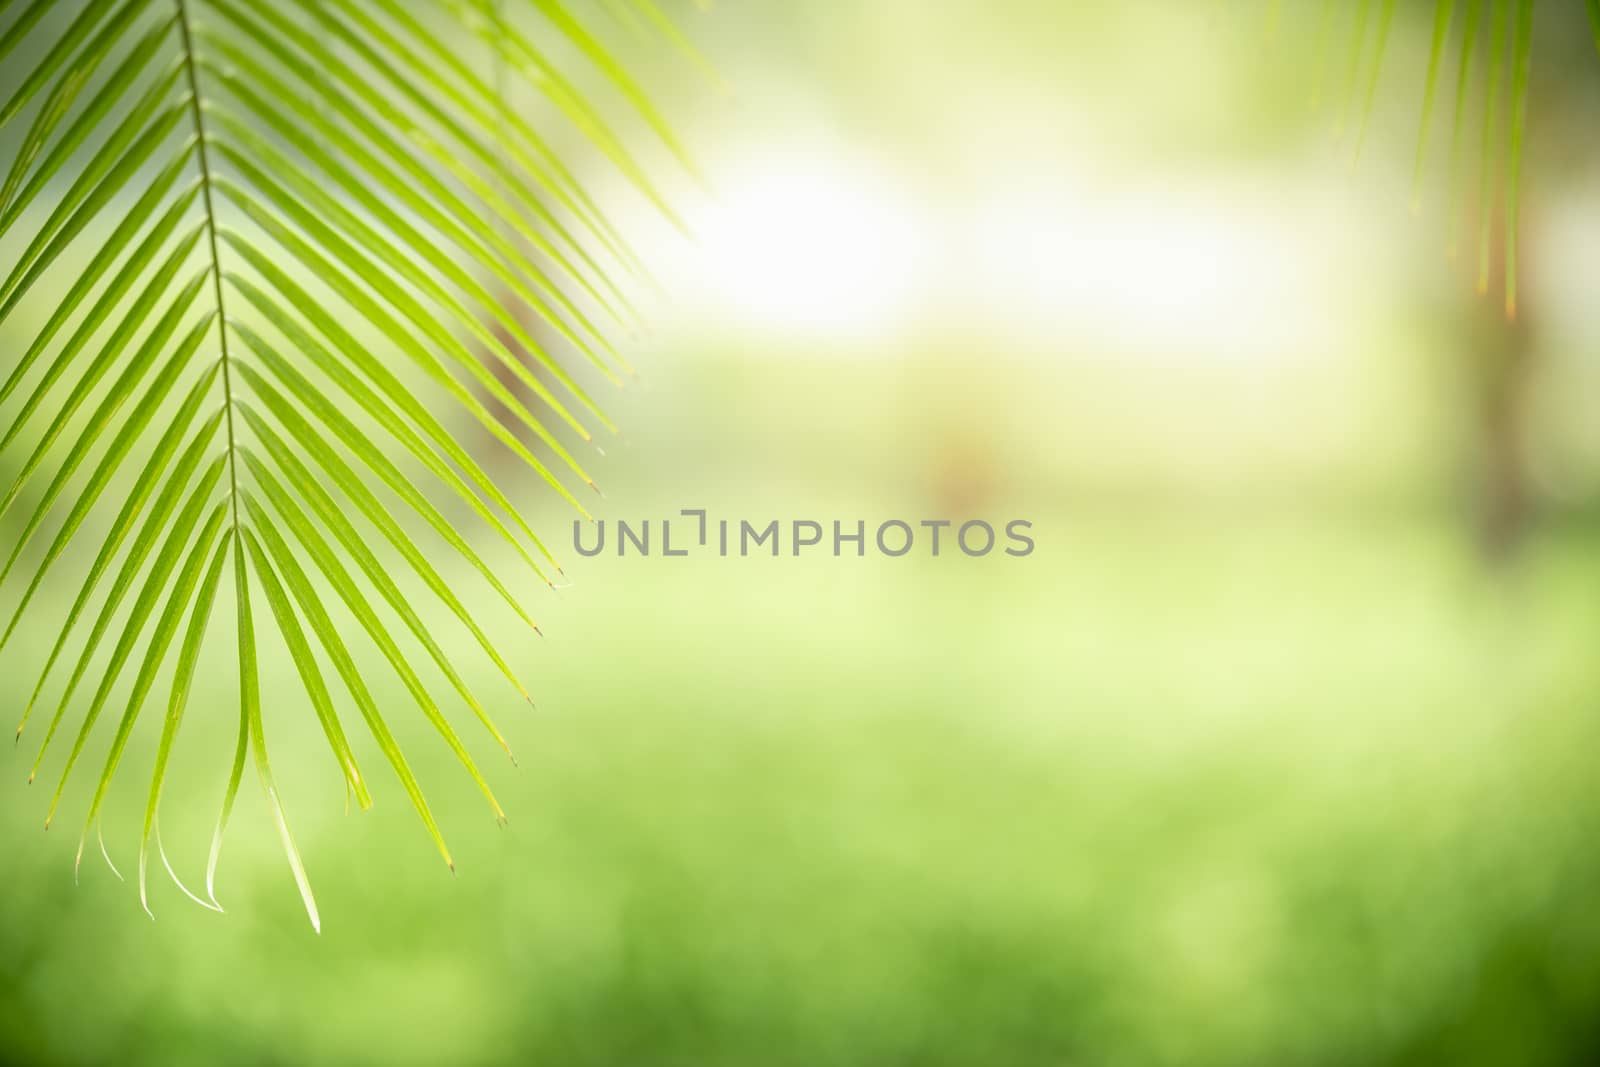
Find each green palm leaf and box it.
[1277,0,1545,315]
[1,0,699,928]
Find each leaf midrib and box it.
[173,0,239,532]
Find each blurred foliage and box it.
[5,340,1600,1063]
[6,1,1600,1065]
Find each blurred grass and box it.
[5,344,1600,1064]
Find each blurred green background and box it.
[6,1,1600,1064]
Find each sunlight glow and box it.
[665,142,1380,366]
[682,148,932,342]
[969,177,1346,363]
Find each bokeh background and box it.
[6,1,1600,1064]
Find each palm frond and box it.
[1269,0,1542,317]
[0,0,699,928]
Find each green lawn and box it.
[4,497,1599,1066]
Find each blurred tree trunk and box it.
[1473,295,1533,562]
[1468,188,1538,564]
